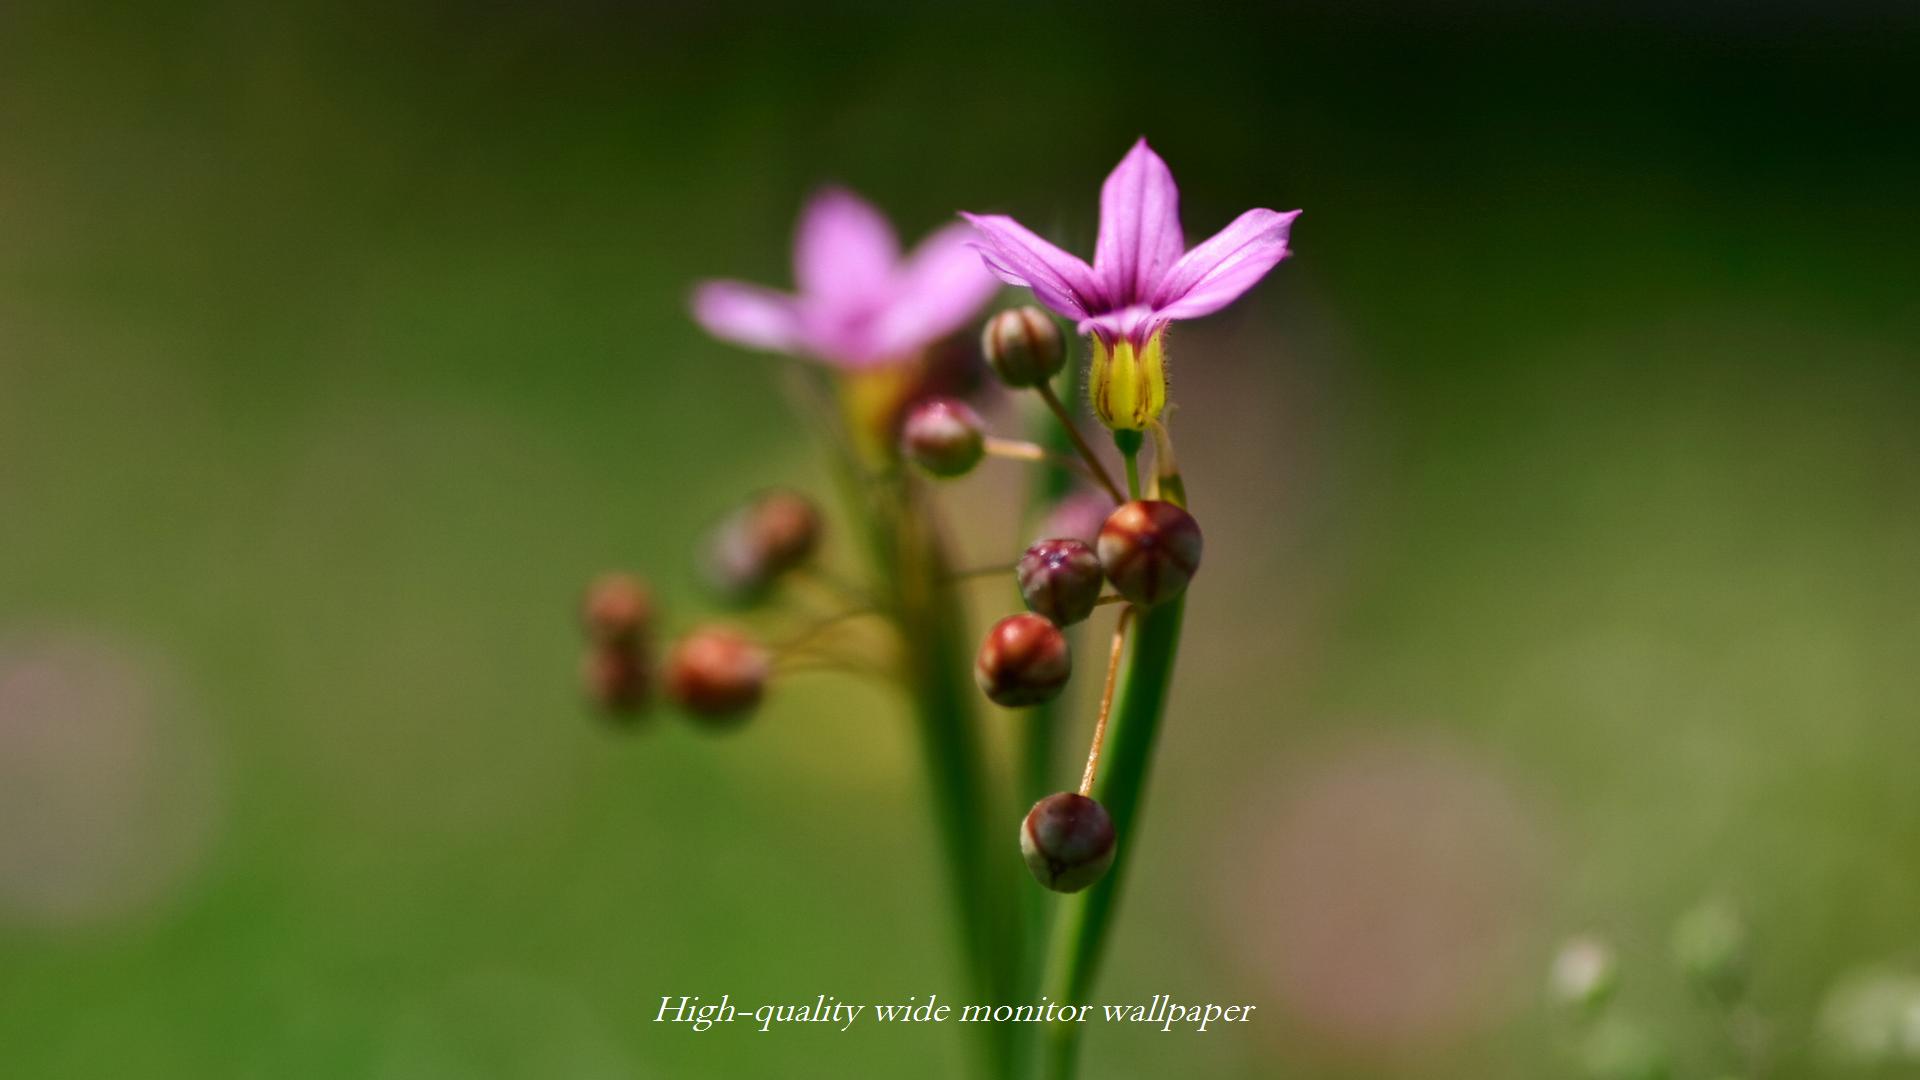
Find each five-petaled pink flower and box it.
[962,139,1300,429]
[693,188,1000,370]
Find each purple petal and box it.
[958,212,1103,321]
[793,187,899,309]
[690,280,807,354]
[868,223,1000,359]
[1150,208,1300,322]
[1094,139,1184,306]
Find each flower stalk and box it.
[650,141,1298,1080]
[1040,448,1190,1080]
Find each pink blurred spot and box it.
[0,633,222,928]
[1216,736,1548,1056]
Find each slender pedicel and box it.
[771,607,883,654]
[1080,606,1133,796]
[983,437,1108,489]
[1032,379,1123,503]
[787,564,874,611]
[949,561,1019,581]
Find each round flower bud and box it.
[664,626,770,726]
[1549,935,1620,1016]
[580,572,653,645]
[702,489,822,603]
[981,306,1065,388]
[751,490,822,572]
[581,644,650,718]
[1672,900,1749,1005]
[1020,792,1116,893]
[1017,539,1105,627]
[900,397,986,478]
[1096,500,1204,607]
[973,613,1071,707]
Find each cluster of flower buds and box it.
[973,497,1203,709]
[581,490,826,732]
[898,305,1215,894]
[669,141,1300,921]
[579,572,655,718]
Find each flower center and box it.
[1088,329,1167,432]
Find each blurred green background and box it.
[2,2,1917,1077]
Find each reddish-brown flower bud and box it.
[1017,538,1105,627]
[900,397,986,478]
[982,306,1066,388]
[580,572,654,645]
[973,613,1071,707]
[665,626,770,725]
[581,644,651,718]
[752,490,821,570]
[1097,500,1203,607]
[1020,792,1116,893]
[703,489,822,603]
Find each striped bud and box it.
[1020,792,1116,893]
[901,397,987,478]
[973,613,1071,707]
[1097,500,1203,607]
[982,306,1065,388]
[1017,538,1104,626]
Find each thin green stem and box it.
[802,367,1015,1078]
[1039,450,1188,1079]
[1113,428,1144,501]
[875,476,1019,1077]
[1034,381,1123,503]
[1010,363,1083,1080]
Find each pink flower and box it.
[961,139,1300,349]
[693,188,1000,369]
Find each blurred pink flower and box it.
[1215,737,1547,1057]
[0,633,222,928]
[962,139,1300,348]
[692,188,1000,369]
